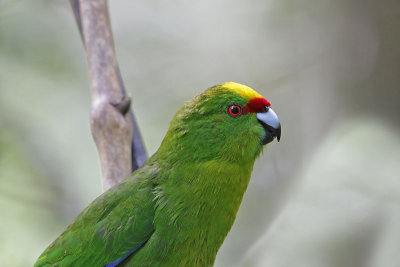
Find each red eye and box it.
[227,104,243,117]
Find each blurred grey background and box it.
[0,0,399,266]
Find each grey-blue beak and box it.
[256,107,281,144]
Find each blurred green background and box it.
[1,0,399,266]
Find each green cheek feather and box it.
[34,82,281,267]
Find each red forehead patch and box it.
[243,97,271,114]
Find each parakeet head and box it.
[160,82,281,163]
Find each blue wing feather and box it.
[105,240,147,267]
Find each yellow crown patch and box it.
[222,82,263,100]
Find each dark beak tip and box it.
[257,118,281,145]
[276,125,281,142]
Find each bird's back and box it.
[34,163,159,267]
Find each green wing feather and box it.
[34,163,159,267]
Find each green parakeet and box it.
[34,82,281,267]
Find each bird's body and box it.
[35,82,281,267]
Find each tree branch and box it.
[69,0,147,191]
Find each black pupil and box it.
[231,106,240,114]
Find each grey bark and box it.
[69,0,147,191]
